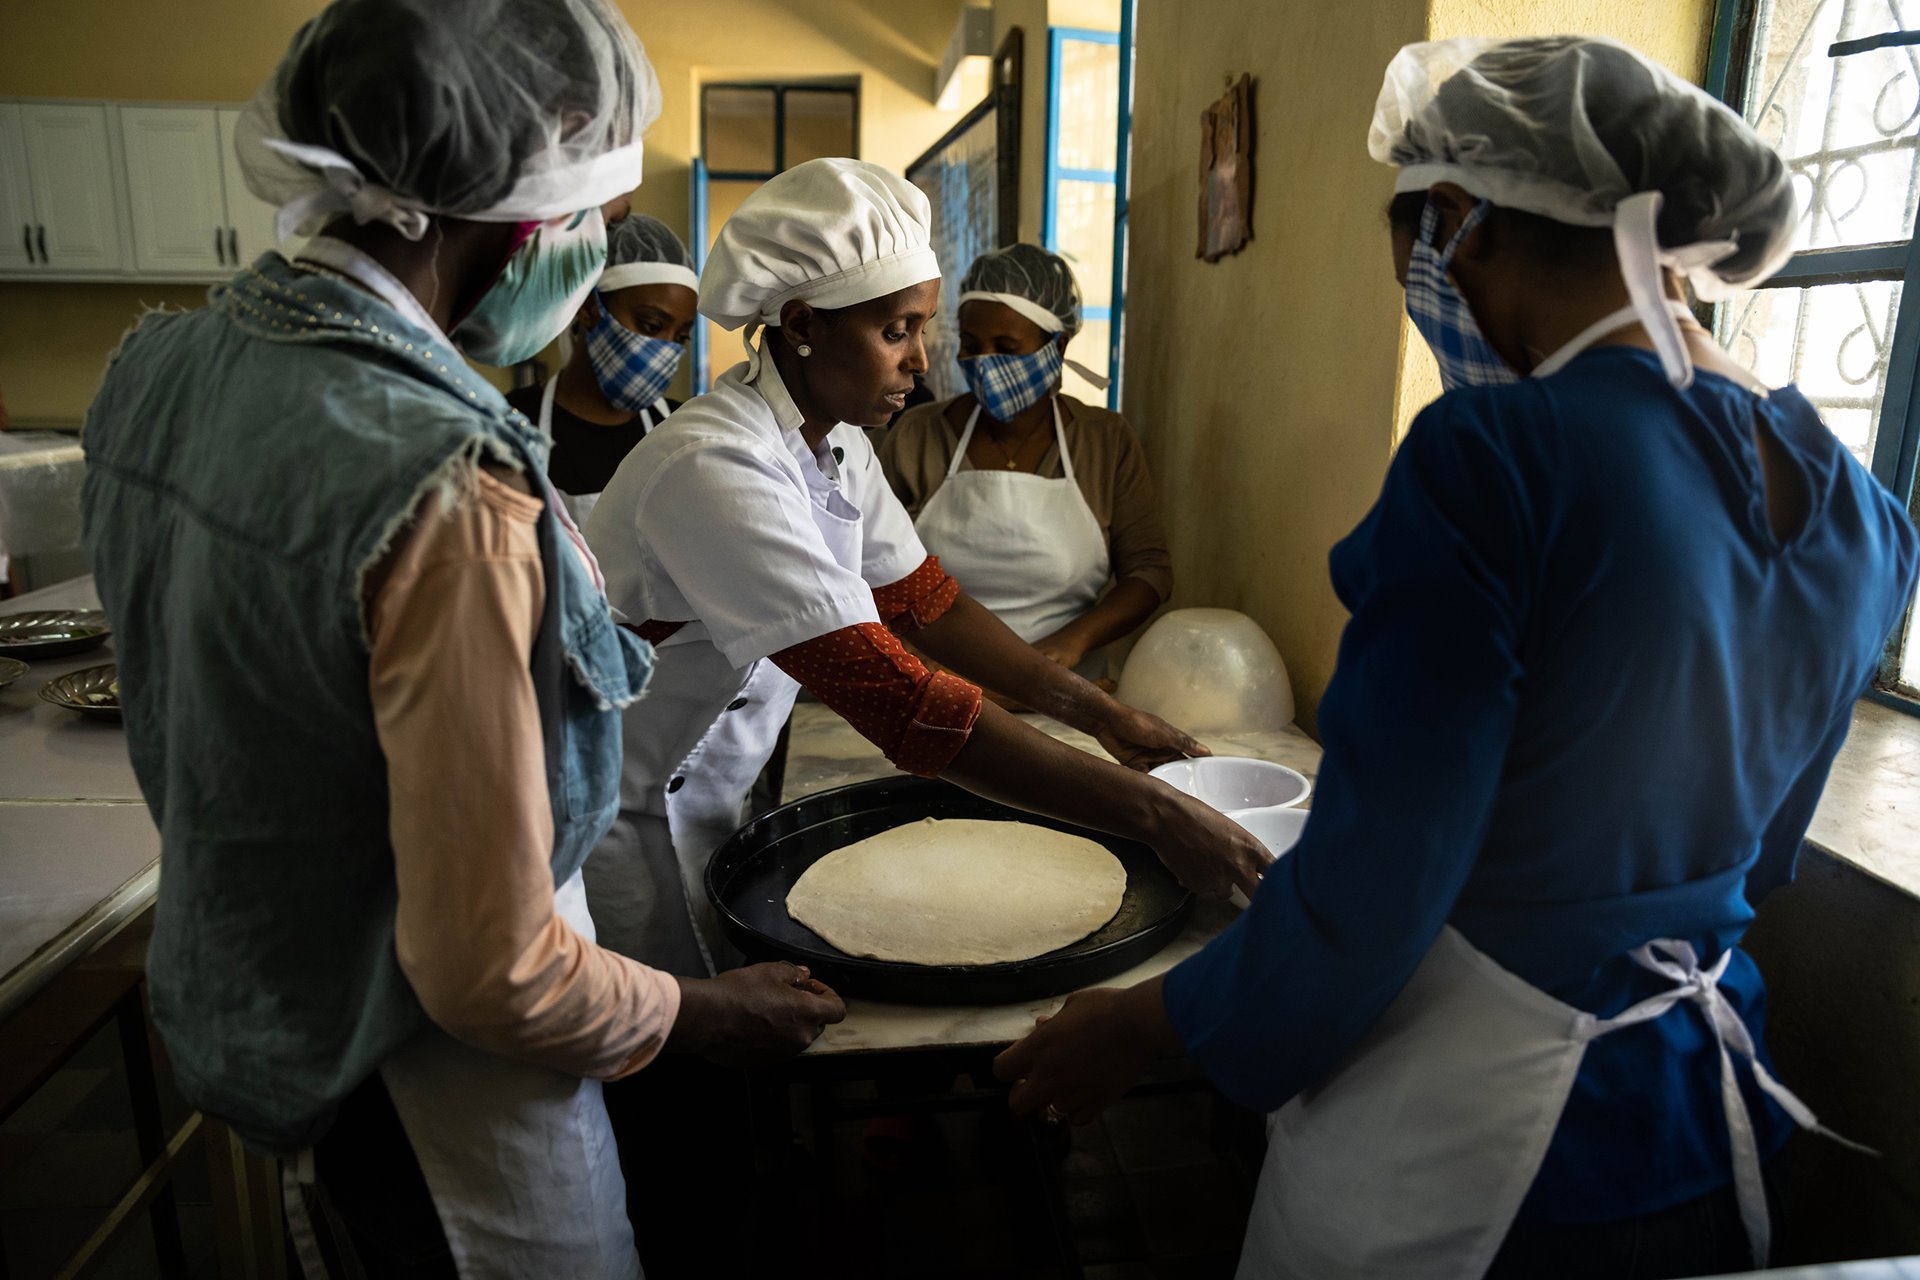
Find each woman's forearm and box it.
[910,591,1115,734]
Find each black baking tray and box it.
[706,775,1194,1004]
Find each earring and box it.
[796,343,813,357]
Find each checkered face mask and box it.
[961,335,1065,422]
[583,290,684,414]
[1406,200,1517,392]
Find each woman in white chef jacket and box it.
[585,158,1268,976]
[995,36,1919,1280]
[879,243,1170,681]
[505,214,699,528]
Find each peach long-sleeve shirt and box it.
[367,465,679,1079]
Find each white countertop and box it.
[779,700,1323,1057]
[0,575,156,1021]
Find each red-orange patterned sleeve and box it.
[771,621,982,777]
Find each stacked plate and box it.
[39,664,122,720]
[0,609,118,719]
[0,610,111,661]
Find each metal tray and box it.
[707,776,1193,1005]
[0,656,26,689]
[38,663,121,720]
[0,610,111,660]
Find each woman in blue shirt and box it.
[996,35,1919,1279]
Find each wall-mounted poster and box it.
[1198,74,1254,262]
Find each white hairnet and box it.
[601,215,697,293]
[1370,35,1797,386]
[700,157,940,380]
[237,0,660,244]
[959,243,1083,340]
[957,242,1109,390]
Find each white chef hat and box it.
[699,158,941,380]
[1370,35,1797,388]
[237,0,659,244]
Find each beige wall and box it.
[1124,0,1429,736]
[1126,0,1714,735]
[0,0,971,421]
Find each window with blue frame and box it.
[1711,0,1920,707]
[1046,27,1122,408]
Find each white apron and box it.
[1239,309,1854,1279]
[284,875,640,1280]
[537,376,666,530]
[913,399,1110,672]
[380,873,639,1280]
[585,437,861,976]
[1239,927,1861,1279]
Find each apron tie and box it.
[1581,939,1876,1269]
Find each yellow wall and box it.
[0,0,972,421]
[1126,0,1713,733]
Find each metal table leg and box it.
[116,990,187,1279]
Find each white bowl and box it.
[1151,756,1311,812]
[1229,805,1311,860]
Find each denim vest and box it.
[82,255,652,1152]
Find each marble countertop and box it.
[779,700,1323,1056]
[0,575,158,1022]
[1804,699,1920,897]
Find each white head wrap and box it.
[599,214,698,293]
[236,0,660,245]
[1370,35,1798,387]
[699,158,941,380]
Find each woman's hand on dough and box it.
[993,980,1182,1125]
[669,962,847,1065]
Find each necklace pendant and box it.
[1006,460,1017,469]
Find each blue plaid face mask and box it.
[583,289,684,414]
[962,336,1064,422]
[1405,200,1517,391]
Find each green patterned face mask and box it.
[453,208,609,367]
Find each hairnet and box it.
[959,243,1083,340]
[957,242,1110,390]
[1369,35,1797,386]
[600,215,697,293]
[236,0,660,244]
[699,157,940,380]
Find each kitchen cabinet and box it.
[0,106,32,272]
[217,109,281,266]
[17,103,125,271]
[0,98,285,283]
[119,106,227,273]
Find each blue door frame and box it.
[1044,25,1124,410]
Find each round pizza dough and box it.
[786,817,1129,966]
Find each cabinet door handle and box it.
[228,228,239,264]
[214,228,226,265]
[21,224,31,263]
[36,225,47,263]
